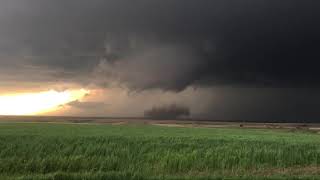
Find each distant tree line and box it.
[144,104,190,120]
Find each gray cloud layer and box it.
[1,0,320,90]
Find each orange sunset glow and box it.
[0,89,89,115]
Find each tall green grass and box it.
[0,123,319,179]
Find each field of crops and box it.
[0,122,319,180]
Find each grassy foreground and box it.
[0,123,319,179]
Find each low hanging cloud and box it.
[67,100,107,110]
[94,45,203,91]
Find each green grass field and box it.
[0,122,319,180]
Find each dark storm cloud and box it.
[200,88,320,123]
[1,0,320,90]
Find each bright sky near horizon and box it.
[0,89,89,115]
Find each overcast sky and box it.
[0,0,320,122]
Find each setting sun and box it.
[0,89,89,115]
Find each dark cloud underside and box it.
[0,0,320,90]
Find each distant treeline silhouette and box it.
[144,104,190,120]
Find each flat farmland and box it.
[0,121,319,179]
